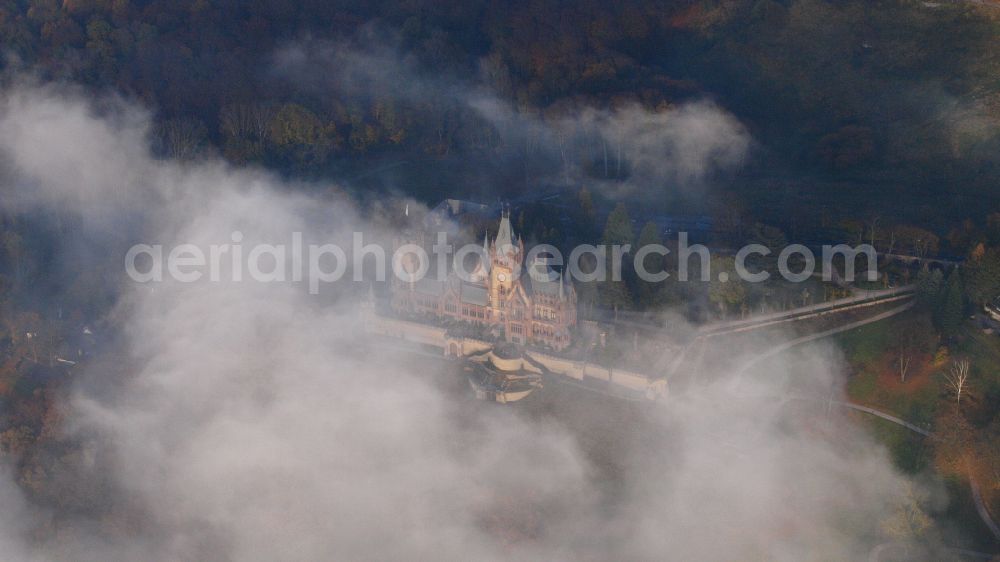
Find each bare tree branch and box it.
[943,359,971,405]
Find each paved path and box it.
[971,475,1000,542]
[835,401,1000,545]
[715,300,1000,546]
[733,300,915,378]
[654,287,915,378]
[840,402,931,436]
[784,395,1000,548]
[593,286,914,338]
[700,286,914,337]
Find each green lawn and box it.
[837,310,943,426]
[837,314,892,369]
[837,314,1000,550]
[859,415,930,474]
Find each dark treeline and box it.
[1,0,999,310]
[2,0,1000,320]
[2,0,999,223]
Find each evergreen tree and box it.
[964,246,1000,306]
[708,256,747,318]
[636,221,663,251]
[602,202,634,248]
[915,267,943,310]
[749,222,787,274]
[936,269,964,338]
[578,187,595,221]
[599,203,635,311]
[571,187,599,244]
[635,221,665,308]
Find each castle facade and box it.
[391,213,577,351]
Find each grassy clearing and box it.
[837,315,892,368]
[859,415,930,474]
[837,311,1000,549]
[838,310,941,425]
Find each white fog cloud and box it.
[273,38,751,203]
[0,81,945,560]
[560,100,751,199]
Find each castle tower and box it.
[488,210,523,313]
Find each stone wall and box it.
[365,310,666,400]
[527,351,654,395]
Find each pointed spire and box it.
[495,208,514,251]
[559,269,565,300]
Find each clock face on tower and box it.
[497,272,508,282]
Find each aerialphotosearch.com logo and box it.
[124,231,878,294]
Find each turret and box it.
[490,209,524,270]
[495,210,515,250]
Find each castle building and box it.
[391,212,577,351]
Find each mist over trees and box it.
[0,81,967,561]
[1,0,999,222]
[1,1,1000,558]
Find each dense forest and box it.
[2,0,999,221]
[3,0,1000,318]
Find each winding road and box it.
[704,293,1000,548]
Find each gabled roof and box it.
[415,276,445,296]
[460,283,489,306]
[524,260,563,297]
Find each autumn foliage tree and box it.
[933,402,976,477]
[269,104,332,171]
